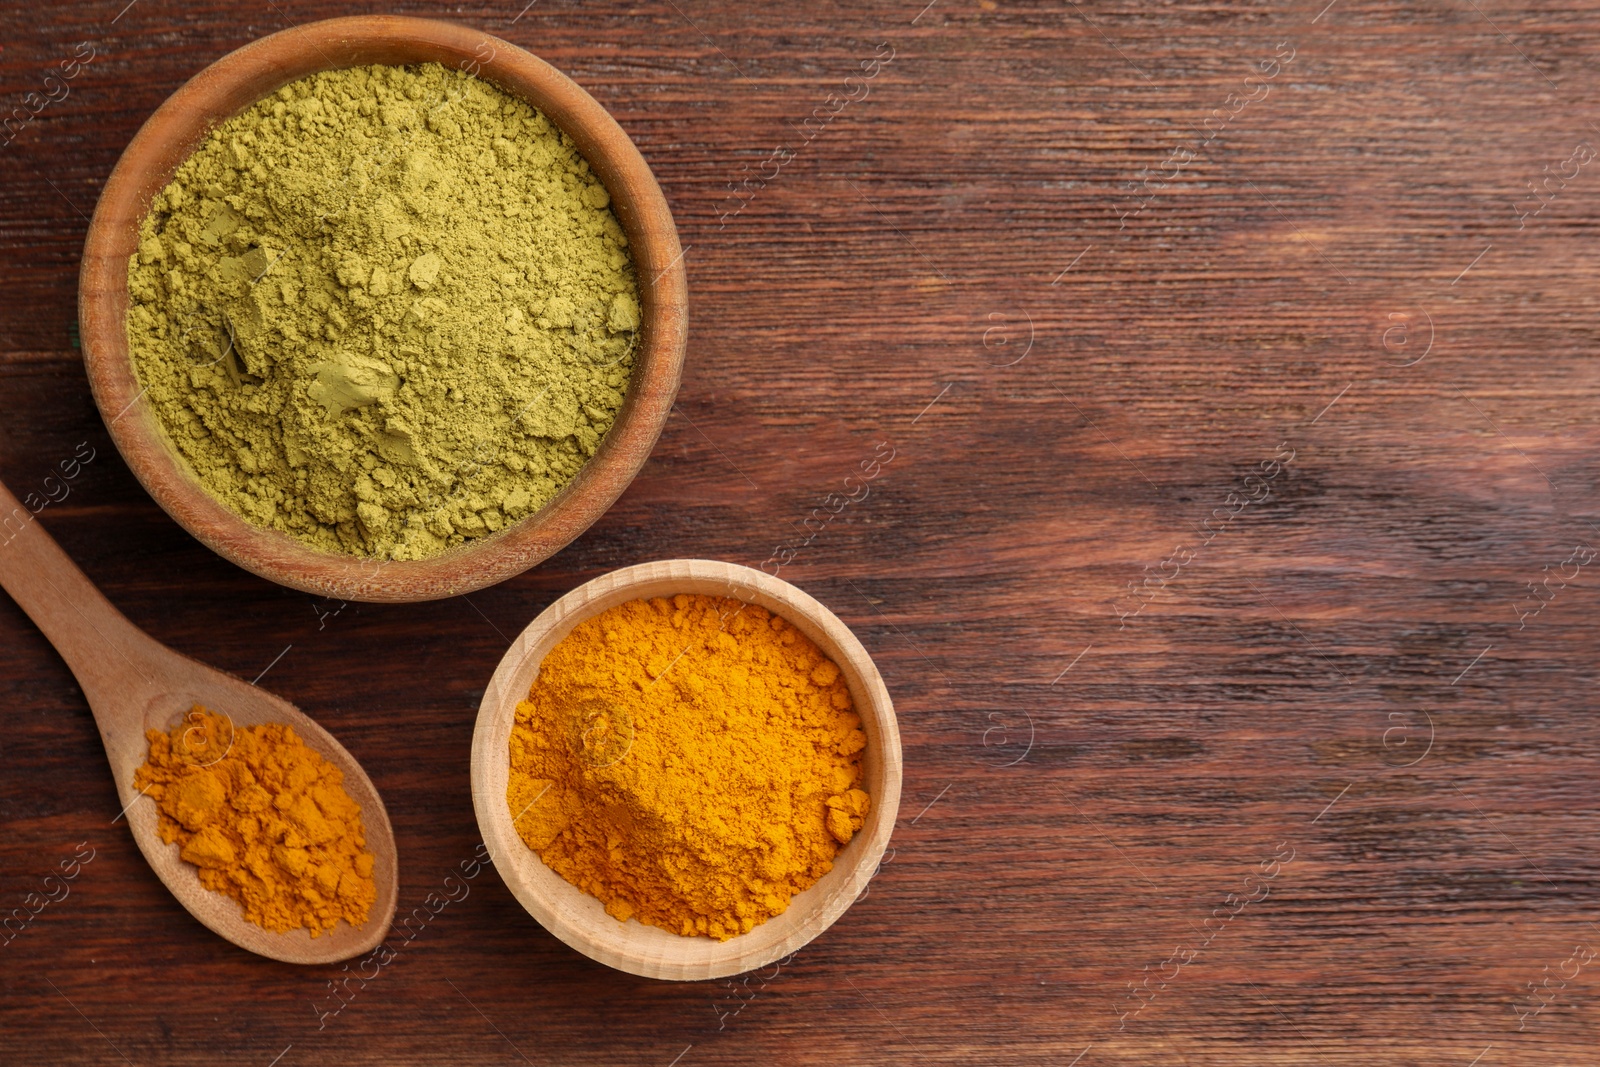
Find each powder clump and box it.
[506,595,871,941]
[134,707,377,936]
[126,63,639,559]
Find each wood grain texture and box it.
[470,558,901,981]
[2,0,1599,1063]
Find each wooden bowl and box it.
[469,559,903,980]
[78,16,687,602]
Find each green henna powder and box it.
[125,62,640,560]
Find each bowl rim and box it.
[469,558,903,981]
[78,15,688,603]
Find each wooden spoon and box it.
[0,479,398,963]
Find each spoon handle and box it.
[0,476,161,707]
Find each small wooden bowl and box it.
[78,16,687,602]
[469,559,902,980]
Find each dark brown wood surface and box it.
[2,1,1598,1063]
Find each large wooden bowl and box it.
[78,16,687,602]
[469,559,903,980]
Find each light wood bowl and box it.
[78,16,688,602]
[469,559,902,980]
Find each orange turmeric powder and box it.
[134,707,376,936]
[507,594,870,940]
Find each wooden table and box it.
[2,1,1597,1063]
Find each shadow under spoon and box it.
[0,478,397,963]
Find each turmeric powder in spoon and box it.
[134,707,376,936]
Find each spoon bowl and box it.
[114,662,400,963]
[0,479,397,964]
